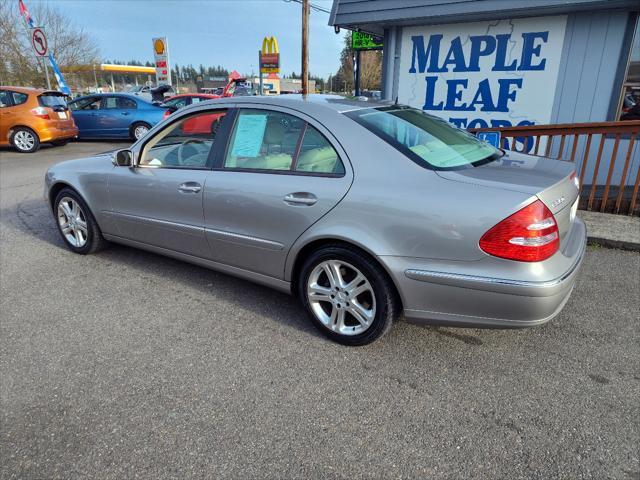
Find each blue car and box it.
[67,93,167,141]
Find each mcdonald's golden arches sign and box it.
[261,36,280,74]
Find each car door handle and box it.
[284,192,317,206]
[178,182,202,193]
[121,112,130,116]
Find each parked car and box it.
[67,93,167,141]
[160,93,222,120]
[44,95,586,346]
[0,86,78,153]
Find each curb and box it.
[587,236,640,252]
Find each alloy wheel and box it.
[306,260,376,336]
[57,197,88,248]
[134,125,149,140]
[14,130,35,151]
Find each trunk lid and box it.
[437,151,580,248]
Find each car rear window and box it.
[345,106,502,170]
[39,94,68,109]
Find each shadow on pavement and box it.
[2,196,325,341]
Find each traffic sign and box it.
[30,27,48,57]
[351,31,383,51]
[476,131,501,148]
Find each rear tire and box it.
[53,188,108,254]
[130,122,151,141]
[298,244,400,346]
[11,127,40,153]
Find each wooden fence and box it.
[469,121,640,216]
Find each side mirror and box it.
[113,149,133,167]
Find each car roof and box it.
[73,92,147,101]
[192,94,392,114]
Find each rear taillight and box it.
[162,110,171,120]
[479,200,559,262]
[30,107,50,119]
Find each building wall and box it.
[551,10,633,123]
[380,10,638,187]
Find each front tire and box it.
[298,245,400,346]
[130,122,151,141]
[11,127,40,153]
[53,188,107,254]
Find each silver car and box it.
[45,95,586,345]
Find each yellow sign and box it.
[154,38,166,55]
[261,36,280,74]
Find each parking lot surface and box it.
[1,142,639,479]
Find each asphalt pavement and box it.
[1,142,639,479]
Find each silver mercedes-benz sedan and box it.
[45,95,586,345]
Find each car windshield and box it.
[346,106,502,170]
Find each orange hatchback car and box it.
[0,87,78,153]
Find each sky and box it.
[40,0,344,78]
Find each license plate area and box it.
[58,111,68,119]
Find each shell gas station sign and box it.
[152,37,171,85]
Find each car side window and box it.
[224,109,304,171]
[139,109,228,169]
[118,97,137,109]
[69,97,101,111]
[102,96,119,109]
[11,92,28,106]
[223,108,344,175]
[295,125,345,174]
[0,90,12,108]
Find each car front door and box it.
[108,107,231,257]
[68,96,102,137]
[202,106,353,279]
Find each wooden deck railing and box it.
[469,121,640,216]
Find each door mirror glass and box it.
[113,149,133,167]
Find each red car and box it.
[161,93,221,119]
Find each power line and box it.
[283,0,331,14]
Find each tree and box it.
[332,33,382,93]
[0,1,99,87]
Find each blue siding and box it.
[552,11,630,123]
[551,11,639,189]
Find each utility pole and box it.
[301,0,309,95]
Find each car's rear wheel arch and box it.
[290,238,404,311]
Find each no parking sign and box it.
[30,27,48,57]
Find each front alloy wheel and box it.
[53,188,107,254]
[57,196,88,248]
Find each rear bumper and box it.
[383,217,587,328]
[38,124,79,143]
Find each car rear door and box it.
[202,106,353,279]
[108,107,231,258]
